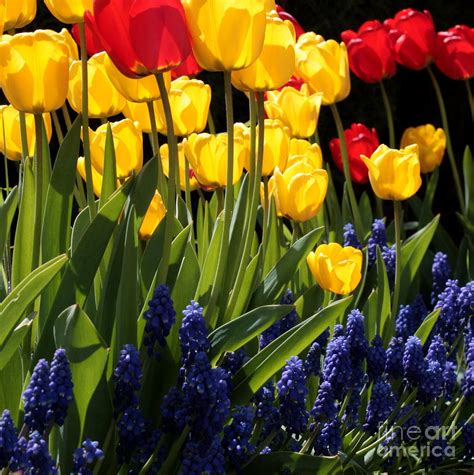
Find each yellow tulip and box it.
[234,122,251,170]
[286,138,323,170]
[0,31,70,113]
[183,132,245,189]
[183,0,266,71]
[264,0,276,12]
[265,84,323,138]
[122,101,157,134]
[0,2,4,37]
[103,53,171,103]
[361,144,422,201]
[273,163,328,221]
[232,11,295,92]
[400,124,446,174]
[4,0,36,30]
[89,119,143,180]
[295,32,351,105]
[155,76,211,136]
[160,142,200,191]
[77,156,103,197]
[44,28,79,61]
[68,53,126,118]
[44,0,93,24]
[0,105,52,161]
[139,191,167,240]
[307,243,363,295]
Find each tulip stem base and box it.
[146,101,166,200]
[427,65,465,215]
[391,200,402,320]
[32,114,44,269]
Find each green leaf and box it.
[0,254,68,347]
[0,350,24,424]
[295,285,324,320]
[359,192,373,237]
[463,146,474,223]
[99,123,117,206]
[208,305,294,365]
[263,198,281,276]
[415,308,441,345]
[71,207,91,254]
[0,187,18,262]
[0,315,33,371]
[250,227,323,308]
[376,247,391,341]
[161,224,192,289]
[230,252,260,319]
[232,297,351,405]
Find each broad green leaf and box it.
[0,315,33,371]
[230,252,260,319]
[415,308,441,344]
[376,247,391,341]
[363,289,378,343]
[99,123,117,206]
[263,198,281,276]
[359,192,373,237]
[463,146,474,223]
[419,167,438,226]
[208,305,294,365]
[295,285,324,320]
[196,199,211,267]
[71,207,91,254]
[0,187,18,262]
[250,227,323,308]
[0,350,24,423]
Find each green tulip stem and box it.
[78,22,97,220]
[61,104,72,130]
[51,111,64,144]
[329,103,364,237]
[391,200,402,320]
[155,72,178,285]
[146,100,166,199]
[19,111,29,162]
[427,65,465,215]
[466,79,474,122]
[32,114,44,268]
[262,175,270,255]
[379,81,395,148]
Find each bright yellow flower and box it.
[295,32,351,105]
[264,0,276,12]
[160,142,200,191]
[183,132,245,189]
[4,0,36,30]
[44,0,93,24]
[68,52,126,118]
[0,31,70,113]
[122,101,157,134]
[139,191,167,240]
[155,76,211,136]
[88,119,143,180]
[0,2,4,37]
[77,156,103,197]
[400,124,446,174]
[265,84,322,138]
[0,105,52,161]
[273,163,328,221]
[183,0,266,71]
[234,122,251,170]
[232,11,296,91]
[44,28,79,61]
[286,138,323,170]
[361,144,422,201]
[307,243,363,295]
[103,53,171,103]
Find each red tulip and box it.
[435,25,474,80]
[384,8,436,70]
[71,23,104,56]
[341,20,396,83]
[329,123,379,184]
[171,49,202,79]
[86,0,192,78]
[279,76,304,91]
[275,5,304,39]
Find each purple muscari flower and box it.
[382,245,396,286]
[161,387,186,433]
[112,344,142,417]
[315,328,330,353]
[314,419,342,456]
[397,405,418,443]
[260,446,272,454]
[418,360,444,403]
[260,290,298,349]
[385,337,405,380]
[277,356,309,436]
[73,439,104,475]
[9,437,30,472]
[368,219,387,266]
[322,336,352,400]
[395,295,427,340]
[220,348,248,376]
[333,324,344,339]
[288,437,302,452]
[420,410,447,466]
[367,335,386,381]
[26,431,57,474]
[427,335,447,367]
[48,348,73,427]
[403,336,426,387]
[179,301,210,367]
[443,361,457,399]
[22,359,53,433]
[431,252,451,306]
[131,428,166,474]
[0,410,17,468]
[116,406,146,465]
[343,223,361,249]
[462,338,474,399]
[459,281,474,324]
[344,365,365,428]
[180,435,225,475]
[434,279,462,346]
[222,406,255,470]
[254,381,280,439]
[345,310,369,363]
[363,379,396,434]
[303,342,321,377]
[462,422,474,459]
[143,284,176,358]
[311,381,337,422]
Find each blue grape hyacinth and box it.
[9,437,29,473]
[382,244,396,285]
[26,431,57,474]
[363,379,396,434]
[395,295,427,340]
[434,279,462,345]
[385,336,405,380]
[0,410,17,468]
[403,336,426,387]
[322,336,352,399]
[343,223,361,249]
[431,252,451,306]
[303,341,321,377]
[73,439,104,475]
[345,310,369,363]
[180,435,225,475]
[311,381,337,422]
[48,348,73,427]
[314,419,342,456]
[368,219,387,266]
[367,335,386,381]
[179,301,210,367]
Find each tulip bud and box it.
[0,106,52,161]
[160,142,200,191]
[77,157,104,197]
[139,191,167,240]
[400,124,446,174]
[88,119,143,180]
[287,139,323,170]
[183,133,246,189]
[68,53,126,118]
[4,0,36,30]
[0,31,70,113]
[361,144,422,200]
[232,11,296,92]
[296,33,351,105]
[45,0,93,24]
[265,84,322,138]
[307,243,363,295]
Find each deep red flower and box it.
[86,0,192,78]
[71,23,104,56]
[171,49,202,79]
[435,25,474,80]
[384,8,436,70]
[275,5,304,39]
[329,123,379,184]
[279,76,304,91]
[341,20,396,83]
